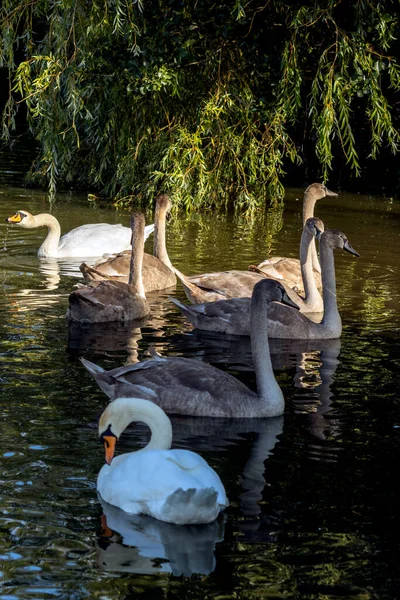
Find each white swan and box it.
[5,210,154,258]
[97,397,228,524]
[79,194,176,291]
[66,212,150,323]
[81,279,297,417]
[170,229,359,339]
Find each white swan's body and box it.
[176,229,358,340]
[66,212,150,323]
[81,279,296,417]
[80,194,177,291]
[251,183,338,291]
[5,210,154,258]
[97,397,228,524]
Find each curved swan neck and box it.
[153,199,173,270]
[319,237,340,327]
[129,214,146,297]
[300,227,321,304]
[302,190,321,274]
[33,214,62,257]
[250,285,285,415]
[109,397,173,450]
[302,192,318,224]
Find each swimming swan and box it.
[81,279,298,417]
[80,194,177,291]
[172,217,325,309]
[66,212,150,323]
[171,185,336,305]
[174,267,266,304]
[97,397,228,524]
[169,217,325,328]
[249,182,338,291]
[171,229,359,339]
[5,210,154,258]
[250,183,337,282]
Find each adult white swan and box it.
[97,397,228,524]
[5,210,154,258]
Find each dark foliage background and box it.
[1,0,399,210]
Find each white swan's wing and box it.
[98,449,227,523]
[58,222,154,258]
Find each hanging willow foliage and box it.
[0,0,399,211]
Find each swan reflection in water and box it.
[96,496,226,576]
[289,338,342,442]
[3,256,83,312]
[95,413,284,576]
[67,291,175,363]
[67,320,144,364]
[168,330,342,443]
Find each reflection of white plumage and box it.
[97,397,228,524]
[5,210,154,258]
[97,497,225,576]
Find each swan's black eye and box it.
[100,423,114,444]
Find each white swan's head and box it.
[321,229,360,257]
[5,210,34,228]
[304,183,338,199]
[99,397,172,464]
[305,217,325,240]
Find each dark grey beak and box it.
[343,239,360,257]
[282,291,300,310]
[325,187,338,197]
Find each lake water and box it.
[1,184,400,599]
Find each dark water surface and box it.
[1,185,400,599]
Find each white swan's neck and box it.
[320,240,341,330]
[112,397,173,450]
[129,217,146,298]
[153,206,173,270]
[302,193,321,274]
[250,289,285,416]
[32,214,62,257]
[300,228,321,306]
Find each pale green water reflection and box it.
[1,185,400,599]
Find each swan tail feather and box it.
[168,296,199,319]
[80,358,116,398]
[80,262,112,282]
[160,487,221,524]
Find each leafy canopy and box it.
[1,0,399,211]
